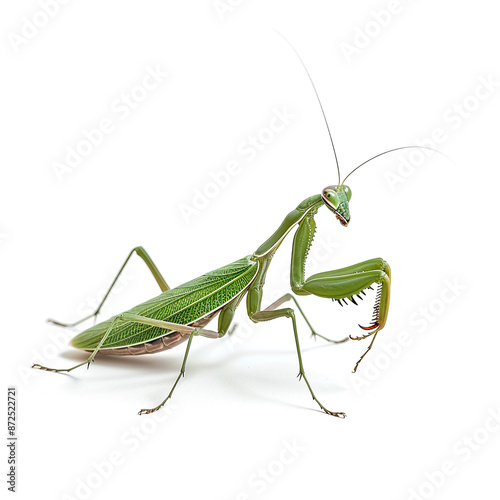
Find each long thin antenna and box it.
[275,30,341,185]
[341,146,451,185]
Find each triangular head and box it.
[321,185,352,226]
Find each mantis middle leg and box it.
[264,293,349,344]
[246,277,346,417]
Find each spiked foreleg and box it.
[301,259,391,372]
[290,209,318,295]
[302,259,391,331]
[288,212,391,366]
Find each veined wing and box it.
[71,256,258,350]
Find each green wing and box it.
[71,256,258,350]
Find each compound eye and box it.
[325,190,340,208]
[343,185,352,201]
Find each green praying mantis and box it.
[33,40,441,418]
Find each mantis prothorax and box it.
[34,38,445,418]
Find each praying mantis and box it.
[33,39,439,418]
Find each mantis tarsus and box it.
[33,40,441,418]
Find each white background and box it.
[2,1,500,499]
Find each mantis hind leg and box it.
[139,299,240,414]
[48,246,170,328]
[33,313,219,374]
[33,315,123,373]
[138,331,196,415]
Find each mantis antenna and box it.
[341,145,451,185]
[275,31,451,187]
[275,30,341,186]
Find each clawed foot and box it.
[32,363,66,373]
[298,372,346,418]
[138,405,162,415]
[33,359,88,373]
[322,408,346,418]
[138,398,171,415]
[47,318,73,327]
[350,332,374,341]
[311,331,350,344]
[315,399,346,418]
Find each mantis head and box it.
[277,34,447,230]
[321,185,351,227]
